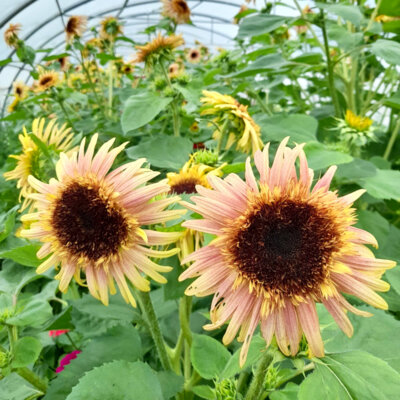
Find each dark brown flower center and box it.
[66,18,78,34]
[230,199,340,297]
[16,87,22,96]
[51,182,129,261]
[176,0,189,13]
[170,177,199,194]
[40,76,53,86]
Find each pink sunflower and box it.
[180,137,395,366]
[21,134,183,307]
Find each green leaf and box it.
[221,335,265,378]
[335,158,377,182]
[0,243,41,267]
[0,58,12,67]
[256,114,318,143]
[384,90,400,110]
[237,14,288,38]
[7,298,52,327]
[327,25,363,51]
[126,135,193,170]
[43,53,70,62]
[191,334,231,379]
[371,39,400,65]
[192,385,215,399]
[270,383,300,400]
[291,53,323,65]
[12,337,42,368]
[378,0,400,16]
[323,306,400,373]
[299,351,400,400]
[44,326,142,400]
[66,361,163,400]
[0,206,18,243]
[157,371,184,400]
[317,3,364,26]
[0,372,43,400]
[305,142,353,170]
[163,256,188,300]
[359,168,400,200]
[121,91,173,134]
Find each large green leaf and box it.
[371,39,400,65]
[384,90,400,110]
[270,383,300,400]
[378,0,400,16]
[359,168,400,200]
[44,325,142,400]
[327,25,364,51]
[157,371,184,400]
[317,3,364,26]
[126,135,193,170]
[0,206,18,243]
[12,337,43,368]
[305,142,353,170]
[256,114,318,143]
[237,14,288,38]
[191,334,231,379]
[299,351,400,400]
[0,261,42,296]
[0,242,42,267]
[121,91,173,134]
[0,373,43,400]
[7,297,52,327]
[66,361,163,400]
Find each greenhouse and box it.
[0,0,399,399]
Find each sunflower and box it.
[13,81,28,99]
[186,48,201,63]
[4,118,75,211]
[179,138,395,366]
[161,0,191,24]
[200,90,263,154]
[36,69,60,92]
[344,110,373,132]
[100,16,123,41]
[20,134,184,307]
[168,62,183,78]
[120,63,134,75]
[134,34,184,65]
[4,23,21,48]
[65,16,87,42]
[168,153,225,260]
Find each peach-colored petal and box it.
[182,219,222,235]
[58,263,76,293]
[254,143,270,184]
[282,301,301,356]
[340,189,366,206]
[312,165,337,193]
[348,227,378,247]
[245,157,259,193]
[322,297,353,337]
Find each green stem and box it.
[365,0,383,32]
[383,118,400,160]
[65,332,78,350]
[244,350,273,400]
[7,325,18,354]
[108,61,114,118]
[320,10,341,117]
[250,90,273,116]
[17,367,47,392]
[170,331,184,374]
[136,291,172,371]
[56,98,75,131]
[179,296,192,346]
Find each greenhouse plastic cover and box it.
[0,0,272,113]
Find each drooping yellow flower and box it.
[4,23,21,48]
[200,90,263,154]
[20,135,184,306]
[4,118,75,211]
[375,15,400,23]
[345,110,373,132]
[134,34,184,65]
[180,138,395,366]
[36,68,60,92]
[161,0,191,24]
[100,16,123,41]
[7,97,20,113]
[65,16,87,42]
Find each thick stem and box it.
[108,61,114,118]
[383,118,400,160]
[320,10,341,117]
[7,325,18,354]
[17,367,47,393]
[244,350,273,400]
[136,291,172,371]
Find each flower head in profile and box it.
[65,16,87,42]
[100,16,123,41]
[200,90,263,154]
[134,34,184,66]
[180,138,395,366]
[337,110,375,153]
[4,23,21,48]
[36,68,60,92]
[21,135,184,307]
[4,118,75,211]
[186,48,201,63]
[162,0,191,24]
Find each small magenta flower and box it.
[56,350,81,373]
[49,329,70,337]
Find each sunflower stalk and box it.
[136,290,172,371]
[160,61,181,137]
[244,350,274,400]
[383,118,400,160]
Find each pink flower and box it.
[49,329,70,337]
[55,350,81,373]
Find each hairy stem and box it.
[244,350,273,400]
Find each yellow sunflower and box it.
[36,68,60,92]
[100,16,123,40]
[4,118,75,211]
[134,34,184,65]
[200,90,263,154]
[65,16,87,42]
[161,0,191,24]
